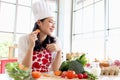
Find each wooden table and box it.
[37,73,120,80]
[0,72,120,80]
[37,76,120,80]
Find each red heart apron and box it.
[32,48,52,72]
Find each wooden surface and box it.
[36,73,120,80]
[0,73,120,80]
[37,76,120,80]
[37,75,86,80]
[33,71,120,80]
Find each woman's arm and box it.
[46,41,62,71]
[18,31,38,68]
[21,46,34,68]
[52,50,62,71]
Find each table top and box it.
[0,73,120,80]
[38,75,120,80]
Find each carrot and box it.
[23,67,29,71]
[18,64,29,71]
[18,64,24,70]
[54,70,62,76]
[35,29,40,33]
[42,73,51,77]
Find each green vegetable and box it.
[59,53,88,72]
[76,53,87,66]
[59,61,69,71]
[68,60,85,74]
[5,62,31,80]
[85,71,98,80]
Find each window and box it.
[0,2,16,32]
[0,0,58,58]
[72,0,120,61]
[106,0,120,60]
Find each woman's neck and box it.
[39,33,47,43]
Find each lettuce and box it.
[5,62,31,80]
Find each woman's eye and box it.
[49,21,55,24]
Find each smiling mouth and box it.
[50,28,54,32]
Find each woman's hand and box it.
[28,31,38,48]
[46,43,61,52]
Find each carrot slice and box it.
[18,64,29,71]
[42,73,51,77]
[18,64,24,70]
[54,70,62,76]
[35,29,40,33]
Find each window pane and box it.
[18,0,31,6]
[14,34,26,57]
[72,31,104,61]
[95,0,101,2]
[83,5,94,32]
[1,0,16,3]
[0,3,15,32]
[94,0,104,30]
[0,33,13,57]
[109,0,120,28]
[83,0,93,7]
[74,0,83,11]
[73,9,83,34]
[16,6,31,33]
[107,29,120,60]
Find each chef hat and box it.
[32,0,53,22]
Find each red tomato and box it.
[83,73,88,79]
[77,73,83,79]
[32,71,41,78]
[66,70,75,79]
[61,71,67,78]
[61,74,66,78]
[61,71,67,76]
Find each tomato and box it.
[77,73,83,79]
[61,74,66,78]
[66,70,75,79]
[32,71,41,78]
[61,71,67,78]
[61,71,67,76]
[83,73,88,79]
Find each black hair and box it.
[32,19,56,51]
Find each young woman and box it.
[18,0,62,72]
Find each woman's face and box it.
[37,17,55,35]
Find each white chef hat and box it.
[32,0,53,22]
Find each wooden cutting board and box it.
[38,75,87,80]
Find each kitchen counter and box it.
[38,75,120,80]
[0,73,120,80]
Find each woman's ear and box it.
[37,20,42,27]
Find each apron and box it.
[32,48,52,72]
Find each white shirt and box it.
[17,34,62,64]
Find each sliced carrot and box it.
[18,64,29,71]
[23,67,29,71]
[54,70,62,76]
[18,64,24,70]
[35,29,40,33]
[42,73,51,77]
